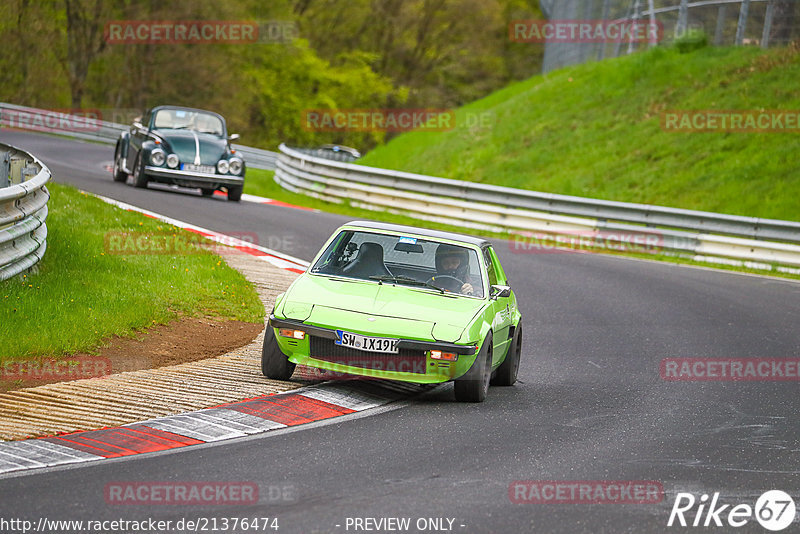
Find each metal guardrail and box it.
[0,144,50,281]
[0,103,279,171]
[275,143,800,270]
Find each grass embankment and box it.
[358,44,800,222]
[0,182,263,360]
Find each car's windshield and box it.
[152,109,224,136]
[311,230,485,298]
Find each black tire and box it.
[227,184,243,202]
[112,144,128,182]
[132,152,148,189]
[261,326,295,380]
[491,324,521,386]
[454,333,492,403]
[200,188,215,197]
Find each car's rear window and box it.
[311,230,484,298]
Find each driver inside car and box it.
[434,244,474,295]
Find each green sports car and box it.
[262,221,522,402]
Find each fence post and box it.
[735,0,751,45]
[647,0,657,47]
[714,4,728,45]
[762,0,775,48]
[0,152,8,189]
[598,0,611,59]
[676,0,689,38]
[627,0,641,54]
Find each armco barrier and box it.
[275,143,800,271]
[0,144,50,281]
[0,102,278,171]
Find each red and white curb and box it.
[0,381,429,476]
[89,192,310,274]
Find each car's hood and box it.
[153,129,227,165]
[281,274,486,343]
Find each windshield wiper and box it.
[369,275,444,293]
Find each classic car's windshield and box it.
[152,109,224,136]
[311,230,485,298]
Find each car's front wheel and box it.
[491,323,521,386]
[261,326,296,380]
[227,184,243,202]
[454,333,492,403]
[132,152,148,189]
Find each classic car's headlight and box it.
[228,158,243,175]
[150,148,166,166]
[166,154,179,168]
[217,160,229,174]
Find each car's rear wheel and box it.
[454,333,492,403]
[491,324,521,386]
[227,184,243,202]
[261,326,296,380]
[112,144,127,182]
[132,152,148,189]
[200,188,215,197]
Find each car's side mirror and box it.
[490,284,511,300]
[228,133,240,141]
[132,121,144,132]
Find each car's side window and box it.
[484,248,498,286]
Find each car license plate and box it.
[335,330,399,353]
[182,163,215,174]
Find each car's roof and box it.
[342,220,491,248]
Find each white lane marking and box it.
[86,192,309,271]
[141,413,249,442]
[298,386,389,411]
[191,408,287,433]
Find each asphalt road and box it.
[1,131,799,533]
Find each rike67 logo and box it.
[668,490,796,531]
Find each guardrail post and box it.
[0,152,8,188]
[9,156,25,185]
[735,0,751,45]
[714,5,728,45]
[761,0,775,48]
[676,0,689,39]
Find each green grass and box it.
[357,44,800,222]
[0,182,264,360]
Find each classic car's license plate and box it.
[182,163,215,174]
[335,330,399,353]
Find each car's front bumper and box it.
[144,166,244,186]
[269,315,479,383]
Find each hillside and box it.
[358,44,800,222]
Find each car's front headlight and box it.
[166,153,179,168]
[217,160,229,174]
[228,157,243,175]
[150,148,166,166]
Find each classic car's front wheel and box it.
[261,326,296,380]
[454,333,492,403]
[227,185,243,202]
[491,323,521,386]
[132,153,149,189]
[112,144,128,183]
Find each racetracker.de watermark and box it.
[509,480,664,504]
[508,230,664,255]
[661,358,800,381]
[302,109,459,133]
[104,20,297,44]
[662,110,800,132]
[1,357,111,381]
[509,19,663,43]
[104,482,262,505]
[1,108,101,133]
[103,231,269,255]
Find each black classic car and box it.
[112,105,245,201]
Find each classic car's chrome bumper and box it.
[145,166,244,185]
